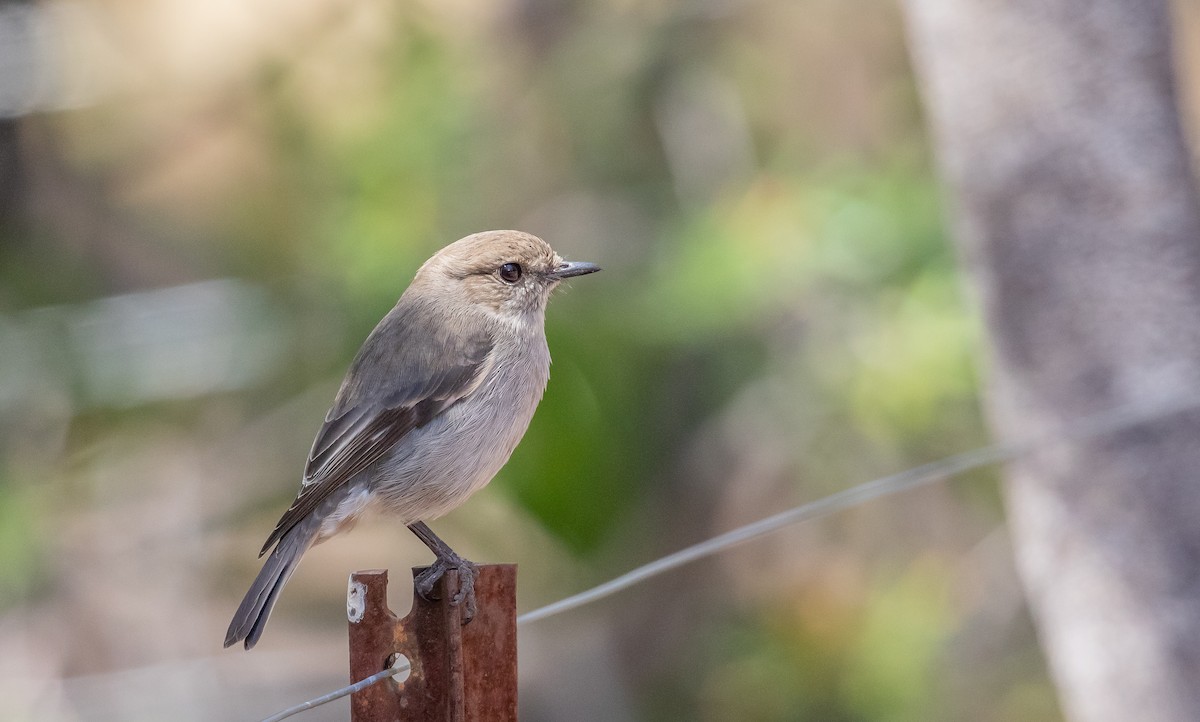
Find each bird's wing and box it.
[259,302,495,556]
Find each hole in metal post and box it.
[386,653,412,683]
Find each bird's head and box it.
[413,230,600,324]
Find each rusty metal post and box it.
[347,565,518,721]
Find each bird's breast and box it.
[370,335,551,523]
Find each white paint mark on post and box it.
[347,578,366,623]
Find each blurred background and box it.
[4,0,1200,720]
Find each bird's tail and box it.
[225,521,318,650]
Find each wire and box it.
[518,391,1200,624]
[516,439,1020,624]
[259,658,411,722]
[258,392,1200,722]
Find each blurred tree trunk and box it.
[903,1,1200,721]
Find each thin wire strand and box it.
[516,440,1024,624]
[519,392,1200,624]
[260,658,411,722]
[259,392,1200,722]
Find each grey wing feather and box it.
[259,299,494,556]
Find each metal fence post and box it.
[347,565,518,721]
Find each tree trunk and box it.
[902,1,1200,720]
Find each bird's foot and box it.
[414,553,479,623]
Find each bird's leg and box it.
[407,521,479,622]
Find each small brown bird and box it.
[225,230,599,649]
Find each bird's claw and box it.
[415,555,479,623]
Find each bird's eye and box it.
[498,262,522,283]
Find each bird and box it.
[225,230,600,650]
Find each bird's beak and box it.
[549,260,602,279]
